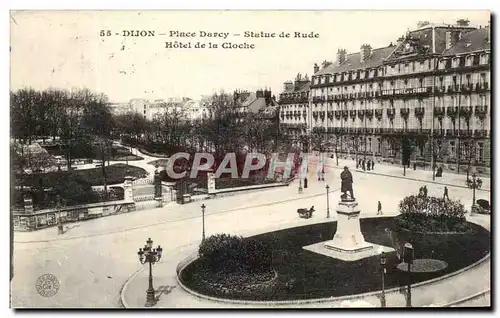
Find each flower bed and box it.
[395,195,469,233]
[180,218,490,301]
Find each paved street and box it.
[11,158,491,308]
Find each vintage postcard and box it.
[10,10,491,309]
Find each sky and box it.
[10,10,490,103]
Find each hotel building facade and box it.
[291,19,491,174]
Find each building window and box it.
[477,142,484,162]
[480,54,488,65]
[466,56,474,67]
[452,58,460,68]
[439,59,446,70]
[449,141,455,158]
[480,73,486,84]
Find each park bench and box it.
[297,206,315,219]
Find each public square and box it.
[10,11,491,309]
[11,157,491,308]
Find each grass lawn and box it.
[180,217,490,301]
[17,163,147,188]
[43,144,143,161]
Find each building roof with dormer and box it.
[442,27,490,56]
[314,45,396,76]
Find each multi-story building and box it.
[278,73,310,150]
[108,102,132,116]
[308,19,490,174]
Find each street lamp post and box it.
[403,242,414,307]
[326,185,330,218]
[201,203,206,241]
[380,251,387,307]
[137,238,163,307]
[470,173,478,215]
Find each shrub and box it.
[396,195,468,232]
[199,234,272,273]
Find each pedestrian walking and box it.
[377,201,383,215]
[304,177,308,188]
[367,160,371,171]
[443,186,449,200]
[371,160,375,170]
[57,217,64,235]
[362,160,366,171]
[423,185,428,197]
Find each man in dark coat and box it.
[340,166,355,200]
[443,186,449,200]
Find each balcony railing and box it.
[446,129,457,136]
[476,82,490,92]
[474,105,488,118]
[459,106,473,118]
[447,107,458,117]
[414,107,425,118]
[460,129,474,137]
[386,108,396,120]
[433,107,445,117]
[312,96,326,103]
[279,96,309,104]
[474,129,488,138]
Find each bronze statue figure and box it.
[340,166,355,201]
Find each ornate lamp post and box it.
[470,172,479,215]
[403,242,414,307]
[380,251,387,307]
[326,185,330,218]
[137,238,163,307]
[201,203,206,241]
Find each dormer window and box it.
[452,57,460,68]
[466,56,473,67]
[439,59,446,70]
[480,53,488,65]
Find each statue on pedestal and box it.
[340,166,355,201]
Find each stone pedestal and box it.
[325,200,373,253]
[123,176,134,202]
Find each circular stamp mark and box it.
[35,274,60,297]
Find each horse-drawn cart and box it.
[297,206,315,219]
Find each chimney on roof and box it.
[314,63,319,73]
[445,30,461,49]
[283,81,294,92]
[488,20,491,43]
[337,49,347,66]
[360,44,372,63]
[396,35,405,47]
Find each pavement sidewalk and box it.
[321,157,490,192]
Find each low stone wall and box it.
[12,200,136,232]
